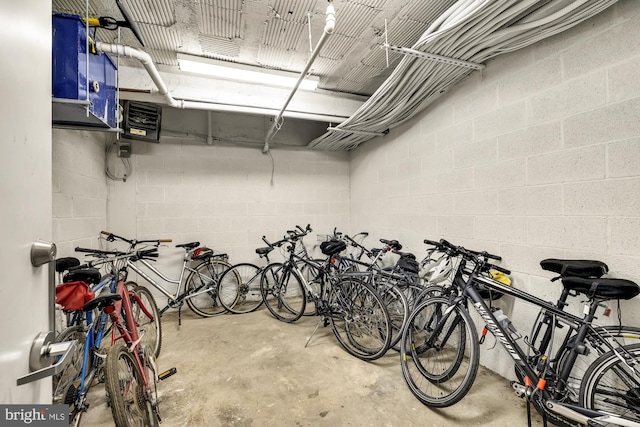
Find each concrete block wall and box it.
[104,140,349,299]
[52,129,108,255]
[350,1,640,379]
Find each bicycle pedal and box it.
[158,367,177,381]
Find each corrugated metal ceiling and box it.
[51,0,456,97]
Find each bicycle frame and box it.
[125,255,221,309]
[445,264,640,426]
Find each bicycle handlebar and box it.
[100,230,172,246]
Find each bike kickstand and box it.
[178,304,182,326]
[305,318,324,348]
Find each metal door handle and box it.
[17,332,76,386]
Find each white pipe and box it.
[96,42,181,108]
[96,41,348,124]
[262,0,335,153]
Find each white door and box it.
[0,0,54,404]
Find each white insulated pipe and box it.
[262,0,335,153]
[95,40,348,124]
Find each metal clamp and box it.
[17,332,76,386]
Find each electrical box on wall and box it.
[52,13,118,129]
[122,101,162,142]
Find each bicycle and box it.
[400,239,640,426]
[260,232,392,361]
[53,248,165,426]
[99,231,235,324]
[217,243,279,314]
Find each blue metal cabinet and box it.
[52,13,117,129]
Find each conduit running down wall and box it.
[308,0,618,151]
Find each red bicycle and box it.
[81,248,176,427]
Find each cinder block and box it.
[145,171,184,187]
[53,193,73,218]
[453,138,497,169]
[142,203,184,218]
[609,218,640,256]
[474,216,527,244]
[474,102,526,141]
[528,70,606,125]
[436,120,473,152]
[607,137,640,178]
[396,158,421,180]
[527,145,606,185]
[498,121,562,161]
[437,168,474,193]
[437,216,474,238]
[564,97,640,148]
[498,55,562,106]
[454,190,498,215]
[164,186,200,203]
[136,186,164,203]
[422,150,453,174]
[474,159,526,189]
[563,9,640,78]
[408,132,436,158]
[498,185,563,216]
[135,155,164,171]
[527,216,607,252]
[452,79,498,124]
[608,56,640,103]
[564,177,640,216]
[498,243,566,275]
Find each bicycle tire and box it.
[546,325,640,403]
[131,285,163,358]
[330,278,392,361]
[104,343,151,427]
[185,259,232,317]
[580,343,640,422]
[400,297,479,408]
[377,283,409,351]
[53,325,86,405]
[260,263,306,323]
[218,263,263,314]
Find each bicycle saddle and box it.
[55,257,80,273]
[380,239,402,250]
[82,293,122,312]
[176,242,200,250]
[540,259,609,278]
[561,277,639,300]
[63,268,102,285]
[255,247,273,256]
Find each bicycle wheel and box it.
[376,283,409,351]
[185,258,232,317]
[260,263,306,323]
[330,278,392,361]
[104,343,151,427]
[400,297,479,408]
[131,285,163,358]
[554,325,640,403]
[580,343,640,422]
[53,325,86,406]
[218,263,263,314]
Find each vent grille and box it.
[123,101,162,142]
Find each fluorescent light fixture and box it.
[177,53,318,91]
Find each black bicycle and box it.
[400,239,640,426]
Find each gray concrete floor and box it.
[82,309,543,427]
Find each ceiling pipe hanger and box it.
[262,0,336,154]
